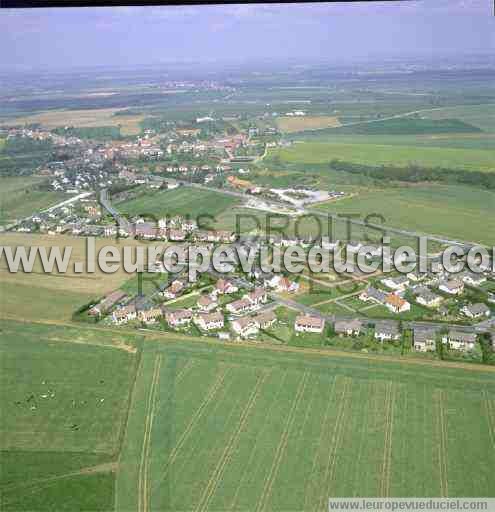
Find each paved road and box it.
[99,188,130,229]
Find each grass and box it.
[0,177,69,224]
[314,183,495,246]
[276,115,341,133]
[269,141,495,172]
[0,319,138,511]
[116,338,495,509]
[118,187,240,221]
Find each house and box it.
[442,330,477,351]
[194,311,224,331]
[162,280,185,299]
[246,287,268,306]
[112,305,137,324]
[294,314,325,334]
[413,328,437,352]
[138,307,162,324]
[416,290,443,309]
[385,294,411,314]
[231,316,259,338]
[168,229,186,241]
[214,279,238,295]
[197,294,218,312]
[334,319,362,337]
[135,222,158,240]
[381,276,410,291]
[461,303,491,319]
[226,298,253,315]
[275,276,300,293]
[253,310,277,329]
[165,309,193,328]
[439,279,464,295]
[359,287,387,305]
[89,290,127,316]
[459,271,487,287]
[407,270,427,283]
[374,321,400,342]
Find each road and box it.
[99,188,130,229]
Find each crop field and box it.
[0,108,144,136]
[269,141,495,172]
[0,177,69,224]
[116,339,495,511]
[276,115,341,133]
[0,233,153,321]
[119,187,240,222]
[421,103,495,133]
[314,184,495,246]
[0,319,137,511]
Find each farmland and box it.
[116,338,495,510]
[276,115,341,133]
[268,141,495,172]
[0,177,68,224]
[0,319,137,511]
[0,108,144,136]
[314,184,495,246]
[118,187,240,221]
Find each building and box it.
[253,310,277,330]
[416,290,443,309]
[459,271,487,287]
[226,298,253,315]
[442,330,477,351]
[334,319,362,337]
[197,294,218,312]
[381,276,410,291]
[89,290,127,316]
[231,316,259,338]
[112,305,137,324]
[275,276,299,293]
[385,294,411,314]
[194,311,224,331]
[439,279,464,295]
[138,307,162,324]
[294,314,325,334]
[214,279,238,295]
[246,287,268,306]
[162,280,185,299]
[165,309,193,328]
[461,303,491,319]
[374,321,401,342]
[413,328,437,352]
[359,287,387,305]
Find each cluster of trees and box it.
[329,159,495,191]
[0,137,54,177]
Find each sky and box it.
[0,1,493,72]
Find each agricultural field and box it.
[314,184,495,246]
[421,103,495,133]
[118,187,240,222]
[116,338,495,511]
[0,319,138,511]
[269,141,495,172]
[0,233,152,321]
[0,108,144,136]
[276,115,341,133]
[0,177,68,225]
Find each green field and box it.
[0,177,69,224]
[270,141,495,172]
[315,184,495,246]
[421,104,495,133]
[118,187,239,221]
[0,320,137,511]
[116,338,495,510]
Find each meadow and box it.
[0,177,68,224]
[118,187,240,222]
[0,319,138,511]
[269,141,495,172]
[314,184,495,246]
[275,115,341,133]
[116,338,495,511]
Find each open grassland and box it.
[0,233,154,320]
[270,141,495,172]
[421,103,495,133]
[0,108,144,136]
[0,319,138,511]
[276,115,341,133]
[0,177,69,224]
[314,184,495,246]
[119,187,240,221]
[117,339,495,511]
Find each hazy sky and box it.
[0,1,493,71]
